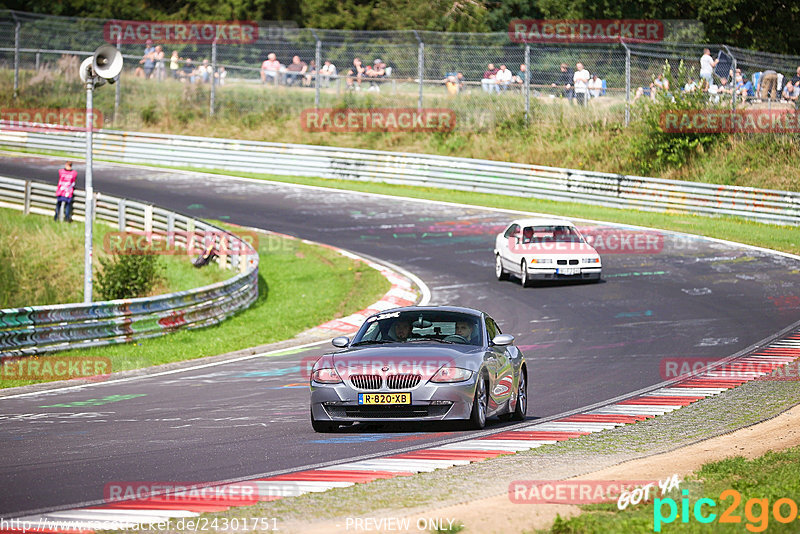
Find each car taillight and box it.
[430,366,473,383]
[312,368,342,384]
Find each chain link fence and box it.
[2,10,800,132]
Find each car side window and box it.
[503,224,520,238]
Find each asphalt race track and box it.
[2,154,800,517]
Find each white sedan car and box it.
[494,218,602,287]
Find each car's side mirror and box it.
[331,336,350,348]
[491,334,515,346]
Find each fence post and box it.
[621,39,631,126]
[723,45,737,111]
[114,34,121,124]
[118,198,126,231]
[414,30,423,111]
[312,29,321,110]
[524,44,530,124]
[13,19,20,99]
[210,40,217,117]
[23,180,31,215]
[35,51,40,71]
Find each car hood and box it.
[329,343,484,380]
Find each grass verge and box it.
[0,207,230,308]
[0,226,390,389]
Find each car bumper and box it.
[525,267,601,280]
[310,377,477,422]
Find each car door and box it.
[485,315,513,414]
[497,223,520,272]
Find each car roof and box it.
[370,305,484,318]
[508,217,576,227]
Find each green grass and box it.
[0,207,230,308]
[1,227,390,388]
[544,446,800,533]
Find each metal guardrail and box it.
[0,175,259,357]
[1,126,797,225]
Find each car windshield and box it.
[521,225,583,244]
[353,311,483,346]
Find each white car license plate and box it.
[558,267,580,275]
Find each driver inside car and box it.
[390,319,413,342]
[455,321,479,344]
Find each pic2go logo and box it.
[654,489,799,532]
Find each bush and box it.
[96,252,164,301]
[629,60,723,174]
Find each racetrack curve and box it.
[1,154,799,517]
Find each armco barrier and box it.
[0,126,797,225]
[0,176,259,357]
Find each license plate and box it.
[358,393,411,405]
[558,267,580,275]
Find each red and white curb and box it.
[7,333,800,532]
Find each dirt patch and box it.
[280,402,800,533]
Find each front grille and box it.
[569,259,579,265]
[325,404,451,419]
[556,259,567,265]
[386,374,421,389]
[350,374,382,390]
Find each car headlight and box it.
[529,258,553,264]
[430,366,473,383]
[583,257,600,263]
[311,368,342,384]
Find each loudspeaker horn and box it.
[92,44,123,82]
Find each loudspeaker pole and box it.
[84,77,94,303]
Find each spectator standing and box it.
[285,55,307,86]
[261,53,281,85]
[169,51,181,79]
[181,58,196,83]
[154,45,166,81]
[588,74,603,98]
[346,57,366,90]
[573,62,590,106]
[552,63,573,101]
[198,59,213,83]
[481,63,499,93]
[54,161,77,223]
[320,60,337,87]
[700,49,718,85]
[140,39,156,79]
[215,66,227,86]
[758,69,778,101]
[496,64,512,92]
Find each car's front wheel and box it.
[468,377,488,430]
[496,254,509,281]
[520,260,532,287]
[310,408,338,433]
[511,370,527,421]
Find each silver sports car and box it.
[309,306,527,432]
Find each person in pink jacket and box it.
[55,161,77,223]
